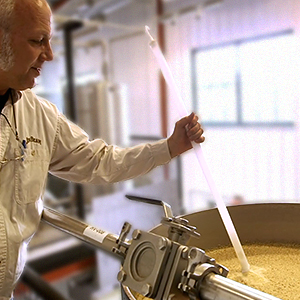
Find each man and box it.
[0,0,205,298]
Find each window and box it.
[191,31,297,126]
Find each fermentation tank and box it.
[43,202,300,300]
[122,203,300,300]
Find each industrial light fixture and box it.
[160,0,223,23]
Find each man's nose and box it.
[41,41,54,62]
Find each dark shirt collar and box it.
[0,89,11,112]
[0,89,22,112]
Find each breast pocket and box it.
[14,147,49,205]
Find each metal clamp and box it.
[112,222,131,258]
[178,247,228,300]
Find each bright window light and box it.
[194,45,237,123]
[240,34,297,123]
[192,31,297,126]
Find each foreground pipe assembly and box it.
[42,197,281,300]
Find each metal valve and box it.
[119,229,172,297]
[126,195,200,244]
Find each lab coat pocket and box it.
[14,147,49,205]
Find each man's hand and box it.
[167,112,205,158]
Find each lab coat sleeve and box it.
[49,113,171,184]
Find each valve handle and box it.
[125,194,173,219]
[126,195,200,243]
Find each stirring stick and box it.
[145,26,250,273]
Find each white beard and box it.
[0,31,14,71]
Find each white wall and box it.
[165,0,300,210]
[108,0,300,212]
[110,33,161,137]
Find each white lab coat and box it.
[0,89,171,299]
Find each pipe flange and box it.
[179,263,221,300]
[178,246,228,300]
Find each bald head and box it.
[0,0,52,71]
[0,0,53,92]
[0,0,51,31]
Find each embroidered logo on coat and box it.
[26,136,42,145]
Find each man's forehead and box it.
[31,28,53,39]
[16,0,49,8]
[13,1,53,34]
[15,0,52,19]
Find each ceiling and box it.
[46,0,219,17]
[46,0,223,43]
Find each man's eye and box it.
[32,39,44,45]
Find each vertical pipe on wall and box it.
[156,0,170,180]
[51,0,70,11]
[157,0,168,139]
[63,21,82,120]
[62,21,86,220]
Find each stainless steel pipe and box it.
[42,207,121,257]
[200,273,280,300]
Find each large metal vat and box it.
[122,203,300,299]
